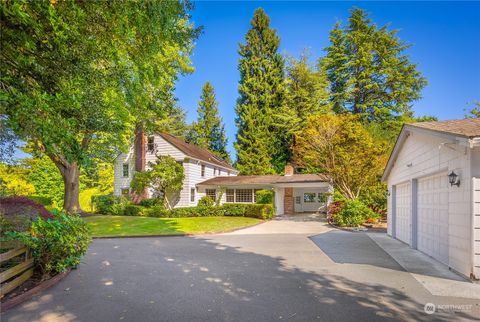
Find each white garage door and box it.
[395,182,411,244]
[417,173,449,265]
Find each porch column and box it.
[284,187,294,215]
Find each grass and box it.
[84,215,263,237]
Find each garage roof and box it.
[382,118,480,182]
[197,174,330,186]
[407,118,480,139]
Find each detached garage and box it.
[382,118,480,280]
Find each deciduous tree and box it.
[294,114,387,200]
[0,1,198,212]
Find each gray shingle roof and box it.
[159,133,236,171]
[197,174,330,186]
[407,118,480,138]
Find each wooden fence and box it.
[0,240,33,297]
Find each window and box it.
[218,169,221,176]
[236,189,253,203]
[295,196,301,204]
[304,193,316,203]
[147,136,155,153]
[227,171,230,176]
[190,188,195,202]
[121,188,129,199]
[214,168,217,176]
[201,165,205,177]
[122,163,129,177]
[318,193,328,203]
[226,189,235,203]
[206,189,216,201]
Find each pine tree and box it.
[322,7,427,123]
[235,8,285,175]
[187,82,229,161]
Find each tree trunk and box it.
[51,159,82,213]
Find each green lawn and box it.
[84,216,263,237]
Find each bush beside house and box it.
[92,195,275,220]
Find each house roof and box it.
[406,118,480,138]
[159,133,236,171]
[197,173,330,186]
[382,118,480,182]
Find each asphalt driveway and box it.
[2,219,479,321]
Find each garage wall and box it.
[387,130,473,277]
[473,178,480,279]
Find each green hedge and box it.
[95,200,274,220]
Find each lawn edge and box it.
[89,219,266,239]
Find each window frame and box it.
[226,189,235,203]
[303,192,316,203]
[206,189,216,201]
[147,136,155,153]
[122,163,129,177]
[190,188,195,203]
[235,189,253,203]
[201,164,205,177]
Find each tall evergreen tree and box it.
[322,7,427,123]
[235,8,285,175]
[187,82,229,161]
[272,51,331,171]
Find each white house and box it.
[114,132,333,215]
[382,118,480,279]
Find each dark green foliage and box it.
[91,194,125,215]
[322,8,427,123]
[28,195,53,207]
[197,196,215,207]
[139,198,163,208]
[5,210,91,277]
[187,82,230,162]
[330,199,377,227]
[222,203,274,219]
[235,8,285,175]
[123,204,144,217]
[255,189,274,204]
[144,205,170,218]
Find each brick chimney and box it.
[134,124,146,172]
[284,163,294,176]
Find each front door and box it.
[293,188,327,213]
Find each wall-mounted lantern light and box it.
[448,171,460,187]
[385,189,391,197]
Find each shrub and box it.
[139,198,163,208]
[5,210,91,277]
[220,203,247,216]
[145,205,169,218]
[255,189,274,204]
[169,206,225,218]
[28,195,53,207]
[197,196,214,207]
[221,203,274,219]
[331,199,375,227]
[124,204,145,216]
[92,194,126,215]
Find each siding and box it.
[473,177,480,279]
[387,130,473,278]
[113,134,237,208]
[113,148,135,196]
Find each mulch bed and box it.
[1,269,71,312]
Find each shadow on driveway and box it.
[310,230,405,271]
[2,236,477,322]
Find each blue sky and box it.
[175,1,480,159]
